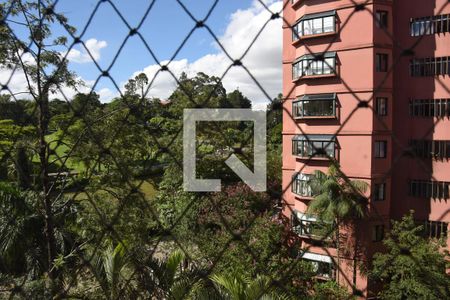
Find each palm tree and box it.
[88,241,132,300]
[306,163,368,289]
[0,183,76,279]
[196,272,290,300]
[145,249,203,300]
[0,184,46,277]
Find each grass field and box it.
[32,131,85,172]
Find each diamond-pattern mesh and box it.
[0,0,449,299]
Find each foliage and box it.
[371,211,450,300]
[199,272,291,300]
[311,281,353,300]
[307,163,368,223]
[0,182,77,277]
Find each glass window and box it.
[375,141,387,158]
[292,53,336,80]
[376,97,387,116]
[420,220,448,239]
[313,18,323,35]
[376,53,388,72]
[376,11,388,29]
[293,94,336,118]
[304,19,313,36]
[324,57,334,74]
[323,16,334,32]
[373,225,384,242]
[293,11,336,39]
[293,135,336,158]
[314,261,334,278]
[374,183,386,201]
[411,14,450,36]
[410,180,450,199]
[292,173,312,197]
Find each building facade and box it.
[282,0,450,296]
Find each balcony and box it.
[292,172,314,199]
[292,211,336,242]
[292,134,337,160]
[293,93,337,120]
[291,10,337,45]
[292,52,337,82]
[302,252,336,280]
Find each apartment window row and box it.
[410,14,450,36]
[292,135,336,159]
[293,93,337,118]
[292,173,313,197]
[409,180,450,199]
[292,95,388,118]
[417,220,448,239]
[409,140,450,159]
[410,57,450,77]
[409,98,450,118]
[292,10,336,41]
[292,52,336,79]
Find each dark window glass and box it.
[410,180,450,199]
[373,225,384,242]
[292,136,336,158]
[410,57,450,77]
[375,97,388,116]
[410,98,450,118]
[376,53,388,72]
[376,11,388,29]
[419,220,448,239]
[411,14,450,36]
[375,141,387,158]
[374,183,386,201]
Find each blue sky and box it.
[2,0,282,109]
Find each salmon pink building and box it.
[282,0,450,297]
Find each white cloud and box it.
[125,1,282,109]
[0,39,110,101]
[66,38,107,63]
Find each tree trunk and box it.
[352,222,358,293]
[15,145,31,189]
[336,217,340,284]
[38,92,59,291]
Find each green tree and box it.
[1,0,80,291]
[311,281,353,300]
[0,183,77,280]
[70,92,101,116]
[0,119,35,181]
[371,211,450,300]
[225,89,251,109]
[135,72,149,99]
[307,163,368,287]
[199,272,290,300]
[87,241,132,300]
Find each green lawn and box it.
[32,131,85,172]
